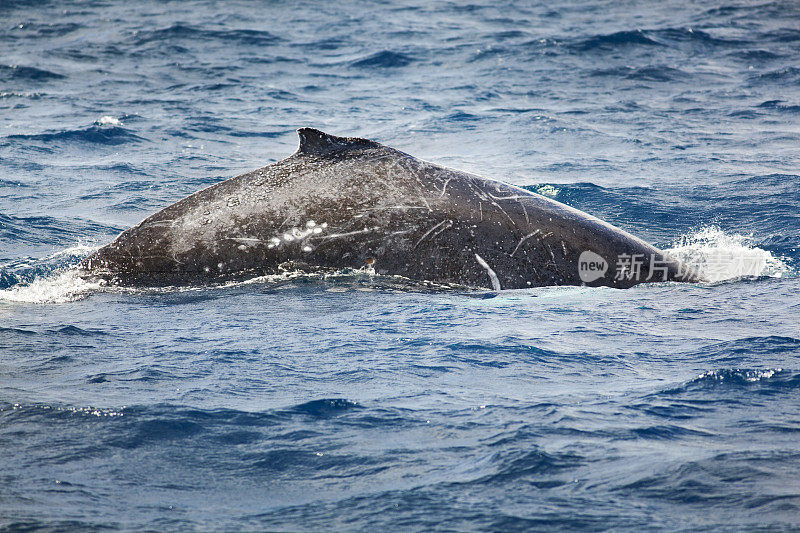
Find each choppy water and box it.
[2,0,800,530]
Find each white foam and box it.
[0,245,98,273]
[535,184,561,198]
[96,115,122,126]
[666,226,792,282]
[697,368,782,383]
[42,244,100,261]
[0,269,102,304]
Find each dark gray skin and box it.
[81,128,702,289]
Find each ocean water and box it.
[2,0,800,530]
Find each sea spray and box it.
[666,226,792,282]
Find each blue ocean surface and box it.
[2,0,800,530]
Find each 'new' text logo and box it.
[578,251,608,282]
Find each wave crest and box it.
[5,125,143,146]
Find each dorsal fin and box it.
[296,128,380,156]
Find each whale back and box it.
[83,129,700,288]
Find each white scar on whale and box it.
[474,253,502,291]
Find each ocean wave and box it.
[629,424,714,440]
[765,28,800,43]
[1,399,366,434]
[0,90,42,99]
[615,450,800,509]
[651,27,747,47]
[724,172,800,192]
[573,27,747,53]
[729,49,783,61]
[49,325,108,336]
[467,447,582,485]
[8,21,83,37]
[0,240,98,285]
[350,51,415,69]
[284,398,361,417]
[0,326,37,336]
[573,29,662,51]
[292,37,349,51]
[657,368,800,397]
[95,115,122,126]
[443,339,561,362]
[0,215,115,249]
[749,66,800,84]
[4,125,144,146]
[692,336,800,363]
[756,100,800,113]
[590,65,690,82]
[133,24,281,47]
[0,177,32,188]
[693,368,787,384]
[227,129,287,138]
[2,402,125,419]
[0,64,65,81]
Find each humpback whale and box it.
[81,128,701,289]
